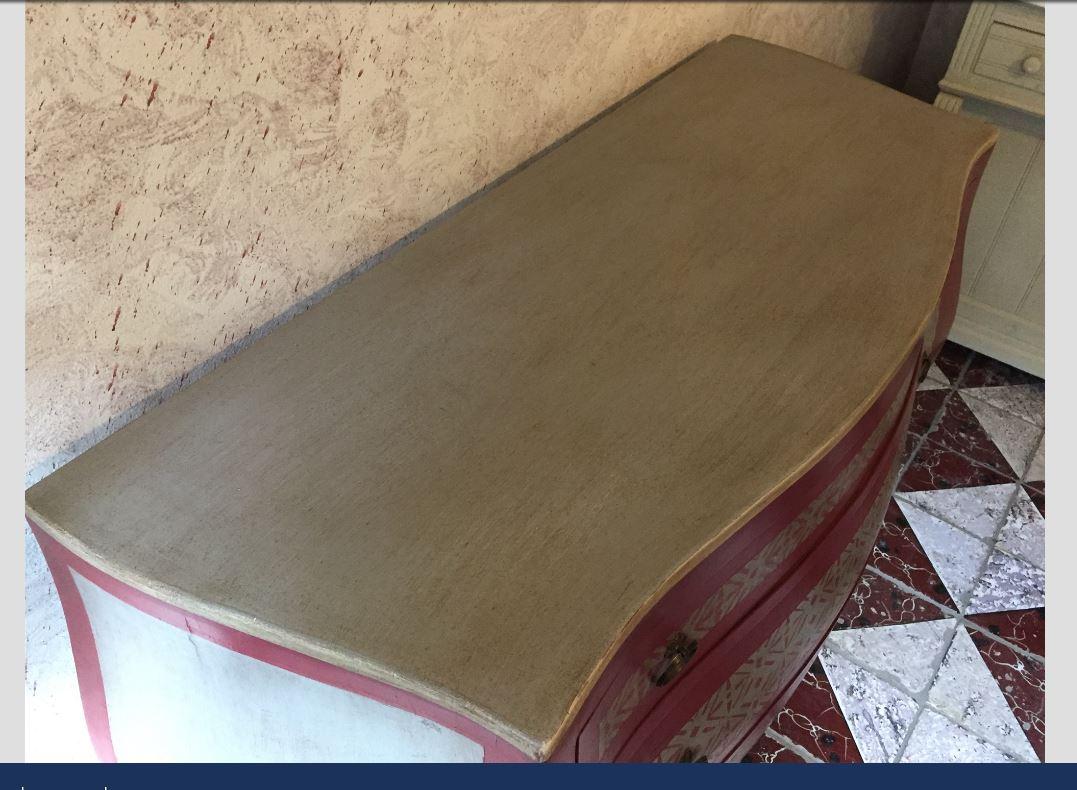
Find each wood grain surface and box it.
[26,36,996,759]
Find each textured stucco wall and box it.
[25,2,930,485]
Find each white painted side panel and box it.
[934,0,1045,376]
[73,572,483,762]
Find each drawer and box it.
[623,432,905,763]
[574,350,918,762]
[974,21,1044,95]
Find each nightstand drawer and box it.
[974,21,1044,95]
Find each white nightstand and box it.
[935,0,1044,376]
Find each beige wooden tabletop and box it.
[27,36,995,760]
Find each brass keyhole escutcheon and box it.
[651,632,698,687]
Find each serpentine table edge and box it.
[26,36,997,762]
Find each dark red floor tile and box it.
[768,660,862,763]
[865,501,956,609]
[923,394,1016,478]
[966,608,1045,657]
[1024,482,1044,512]
[898,440,1014,492]
[900,432,926,469]
[962,353,1043,389]
[966,627,1044,761]
[739,732,807,763]
[909,389,948,437]
[900,432,921,470]
[834,569,948,629]
[934,340,972,384]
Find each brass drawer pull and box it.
[651,632,698,687]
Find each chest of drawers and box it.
[26,36,995,762]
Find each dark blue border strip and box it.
[1,761,1060,790]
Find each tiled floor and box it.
[743,342,1045,764]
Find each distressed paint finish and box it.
[24,1,933,485]
[597,393,906,757]
[25,32,995,760]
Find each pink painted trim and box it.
[35,536,117,762]
[28,525,531,763]
[570,348,919,761]
[721,360,919,763]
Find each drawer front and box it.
[653,463,898,763]
[973,22,1044,95]
[575,350,917,762]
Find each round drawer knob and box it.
[651,632,698,687]
[1021,55,1042,75]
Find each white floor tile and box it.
[927,629,1038,761]
[918,366,949,392]
[896,484,1014,540]
[901,709,1021,763]
[966,551,1045,615]
[818,647,919,763]
[959,393,1043,479]
[961,385,1044,427]
[825,619,954,695]
[895,500,993,608]
[1027,433,1044,482]
[996,487,1045,569]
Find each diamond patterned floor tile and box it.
[966,608,1045,658]
[867,501,956,608]
[1023,483,1044,517]
[764,344,1047,767]
[899,441,1014,492]
[959,393,1042,480]
[961,385,1044,428]
[901,709,1021,763]
[818,646,919,763]
[917,364,949,391]
[996,487,1045,570]
[926,628,1038,761]
[1027,432,1044,483]
[967,628,1044,761]
[909,389,948,436]
[825,619,954,696]
[894,500,992,609]
[900,432,921,470]
[896,483,1014,541]
[833,570,947,630]
[966,550,1045,615]
[933,341,972,384]
[926,394,1018,477]
[740,732,807,763]
[768,660,861,763]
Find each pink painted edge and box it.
[28,524,532,763]
[35,535,117,762]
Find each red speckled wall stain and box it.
[24,1,930,486]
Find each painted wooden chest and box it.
[26,36,995,762]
